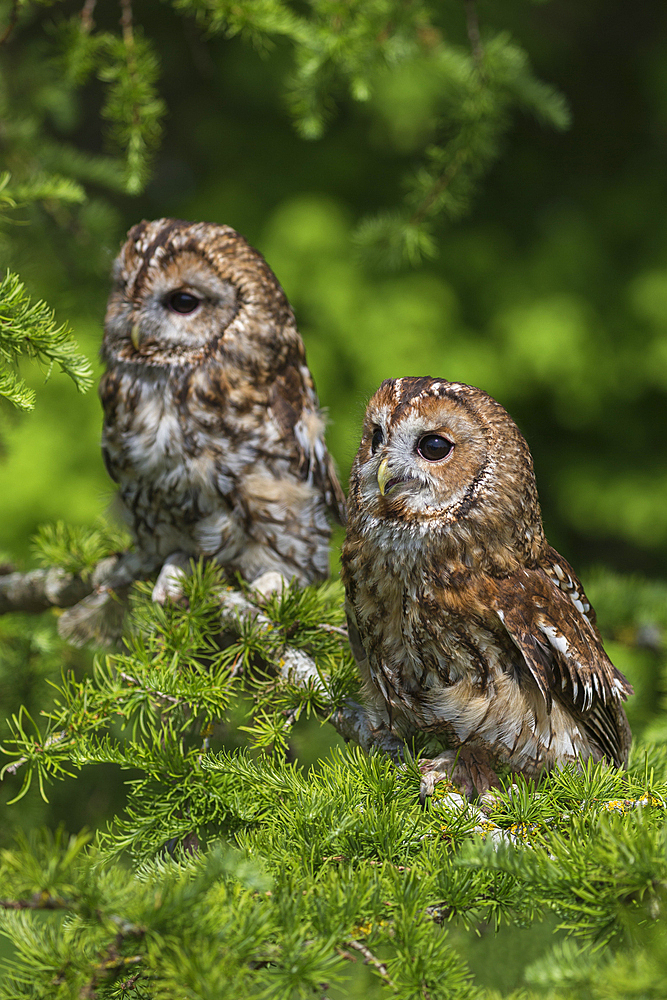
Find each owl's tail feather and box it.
[57,586,130,648]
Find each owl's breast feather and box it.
[102,370,221,498]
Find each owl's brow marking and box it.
[389,377,440,423]
[129,219,191,297]
[387,377,489,429]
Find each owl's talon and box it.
[152,554,191,605]
[418,748,501,802]
[419,769,455,805]
[250,571,289,600]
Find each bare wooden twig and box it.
[2,730,69,777]
[118,671,181,708]
[341,939,396,988]
[0,567,92,615]
[80,0,97,34]
[464,0,484,68]
[119,0,134,45]
[0,892,70,910]
[319,623,348,637]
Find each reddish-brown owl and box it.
[60,218,345,644]
[341,377,632,799]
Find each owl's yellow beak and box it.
[377,456,393,496]
[130,321,142,350]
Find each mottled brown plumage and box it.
[60,218,344,644]
[341,377,632,798]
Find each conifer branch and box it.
[2,730,69,778]
[117,670,182,708]
[0,271,93,413]
[0,554,377,750]
[0,566,92,615]
[408,147,469,229]
[0,892,71,911]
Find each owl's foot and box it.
[250,570,289,599]
[57,552,146,647]
[419,747,501,803]
[57,586,128,647]
[477,783,523,816]
[152,553,191,604]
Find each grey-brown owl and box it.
[341,377,632,799]
[60,218,345,643]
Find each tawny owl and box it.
[59,218,345,644]
[341,377,632,800]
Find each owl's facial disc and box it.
[357,404,490,523]
[130,288,205,351]
[378,432,455,495]
[110,253,238,358]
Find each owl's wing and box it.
[269,363,346,524]
[345,600,370,671]
[489,564,633,765]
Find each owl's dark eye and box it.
[371,428,383,454]
[417,434,453,462]
[167,290,201,314]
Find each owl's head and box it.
[102,218,295,366]
[348,377,545,567]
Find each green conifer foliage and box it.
[0,562,665,998]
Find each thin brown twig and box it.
[406,0,483,232]
[0,892,70,910]
[341,939,396,988]
[319,623,348,637]
[0,0,19,46]
[119,0,134,45]
[93,955,142,973]
[117,671,181,707]
[80,0,97,34]
[80,924,145,999]
[2,730,69,777]
[464,0,484,68]
[408,148,468,228]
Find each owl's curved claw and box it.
[419,766,457,805]
[250,570,289,600]
[152,553,191,605]
[419,748,501,803]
